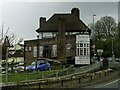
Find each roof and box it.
[9,44,24,51]
[36,14,91,33]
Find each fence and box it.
[2,68,119,90]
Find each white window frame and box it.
[29,47,32,52]
[25,47,28,52]
[66,44,71,57]
[39,46,43,57]
[33,47,37,57]
[52,45,57,57]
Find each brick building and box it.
[24,8,91,65]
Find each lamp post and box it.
[36,35,39,71]
[92,15,96,60]
[112,37,115,60]
[93,14,96,37]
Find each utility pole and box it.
[2,23,4,39]
[93,14,96,38]
[4,36,10,84]
[92,14,96,60]
[112,37,115,60]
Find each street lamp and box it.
[93,14,96,37]
[111,37,115,60]
[92,15,96,61]
[36,35,39,71]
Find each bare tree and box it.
[95,16,117,37]
[89,16,117,41]
[8,33,23,46]
[0,23,23,46]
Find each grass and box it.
[1,64,73,83]
[1,70,59,83]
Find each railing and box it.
[2,68,119,89]
[2,61,119,89]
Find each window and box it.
[76,43,80,56]
[39,46,43,57]
[33,47,37,57]
[66,44,71,56]
[84,44,86,47]
[29,47,32,52]
[86,48,89,55]
[80,43,83,47]
[43,32,53,38]
[52,45,57,57]
[80,48,83,55]
[84,48,86,55]
[25,47,28,52]
[76,43,89,56]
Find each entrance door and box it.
[43,46,51,58]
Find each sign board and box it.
[75,56,90,64]
[97,49,103,53]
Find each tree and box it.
[0,23,23,46]
[89,16,119,57]
[1,24,23,60]
[90,16,117,41]
[7,33,23,46]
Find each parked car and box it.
[115,58,120,62]
[26,60,51,71]
[107,57,113,61]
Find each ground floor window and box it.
[66,44,71,57]
[39,46,43,57]
[76,43,89,56]
[75,34,90,65]
[52,45,57,57]
[33,47,37,57]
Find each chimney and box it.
[71,8,80,19]
[40,17,46,28]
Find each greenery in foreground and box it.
[1,64,72,83]
[2,70,59,83]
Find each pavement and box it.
[75,61,101,73]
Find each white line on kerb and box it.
[97,78,120,88]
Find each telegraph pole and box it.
[4,36,10,84]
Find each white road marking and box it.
[96,79,120,88]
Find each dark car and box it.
[26,60,51,71]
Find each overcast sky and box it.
[1,1,119,41]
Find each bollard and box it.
[61,80,63,86]
[39,82,41,90]
[56,70,58,77]
[79,78,81,83]
[71,76,72,80]
[99,73,101,78]
[105,71,107,75]
[90,75,92,80]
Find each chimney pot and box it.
[40,17,46,28]
[71,8,80,19]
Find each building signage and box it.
[75,34,90,65]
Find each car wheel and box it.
[37,68,40,71]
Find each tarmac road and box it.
[86,78,120,88]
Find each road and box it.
[87,78,120,88]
